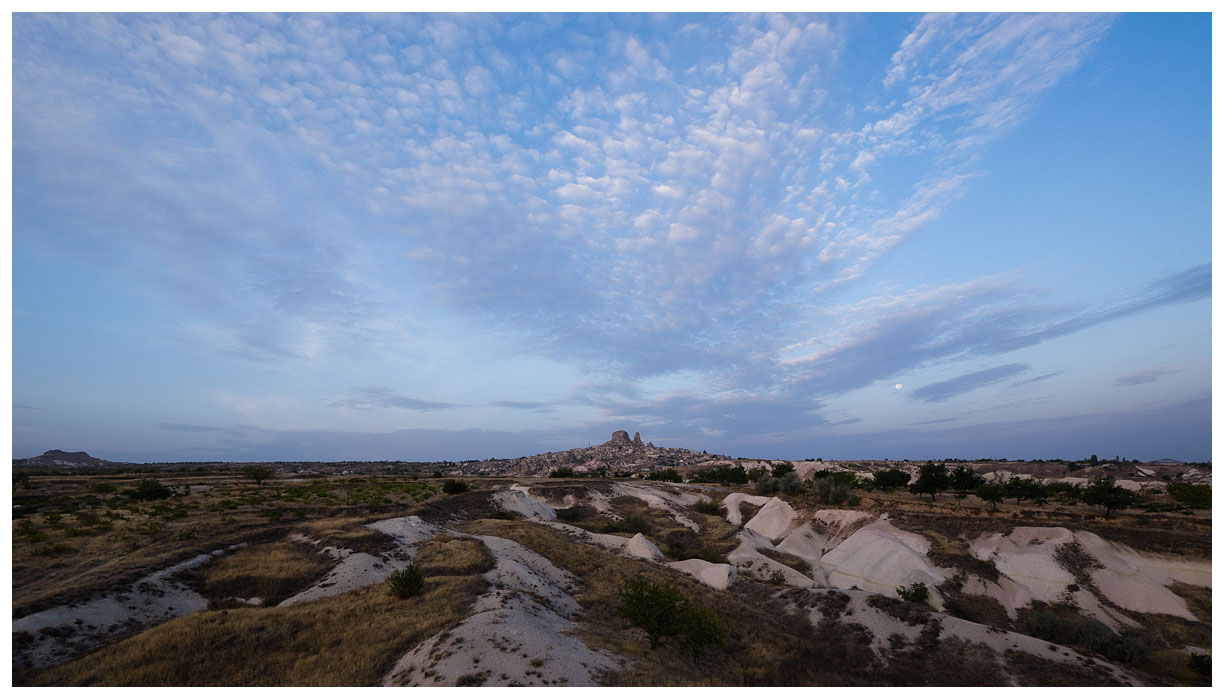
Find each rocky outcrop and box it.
[606,430,632,446]
[632,432,645,447]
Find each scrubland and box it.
[10,467,1212,686]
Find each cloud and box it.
[1114,364,1190,386]
[327,387,462,411]
[911,364,1031,403]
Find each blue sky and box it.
[10,12,1211,462]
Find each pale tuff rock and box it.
[728,529,821,587]
[971,527,1211,622]
[493,486,558,521]
[667,559,738,590]
[624,532,665,561]
[819,519,946,605]
[721,492,771,526]
[742,497,798,541]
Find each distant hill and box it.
[14,450,119,469]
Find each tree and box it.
[1167,483,1210,509]
[549,467,577,478]
[1089,454,1100,467]
[771,461,795,478]
[779,471,805,495]
[975,482,1005,511]
[755,474,780,495]
[1082,476,1138,517]
[948,465,985,499]
[616,576,689,648]
[442,479,469,494]
[872,469,911,491]
[677,605,727,664]
[242,467,274,485]
[127,479,173,501]
[909,462,949,501]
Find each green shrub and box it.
[779,472,805,495]
[442,479,468,495]
[691,500,725,516]
[1167,483,1210,509]
[548,467,577,478]
[127,479,173,501]
[678,605,727,664]
[646,469,683,482]
[555,506,583,522]
[388,563,426,598]
[489,509,519,520]
[896,582,929,604]
[617,575,689,648]
[91,483,119,494]
[755,475,780,494]
[1190,652,1211,678]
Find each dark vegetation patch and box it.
[876,622,1008,686]
[866,594,931,626]
[1002,649,1127,686]
[760,549,813,576]
[941,592,1011,629]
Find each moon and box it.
[894,383,903,390]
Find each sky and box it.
[9,12,1213,463]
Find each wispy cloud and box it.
[911,364,1030,403]
[327,387,463,412]
[1114,364,1190,386]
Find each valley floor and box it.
[10,472,1212,686]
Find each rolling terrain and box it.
[10,443,1212,686]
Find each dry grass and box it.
[12,473,448,617]
[413,536,496,577]
[182,541,336,608]
[22,537,494,686]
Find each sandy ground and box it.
[382,534,620,686]
[12,547,236,670]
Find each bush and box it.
[616,576,689,648]
[127,479,173,501]
[779,472,805,495]
[388,563,426,598]
[1190,652,1211,678]
[548,467,577,478]
[691,499,725,516]
[442,479,469,495]
[555,506,583,522]
[755,475,780,494]
[813,476,855,505]
[678,605,727,663]
[646,469,683,482]
[1167,483,1210,509]
[91,483,118,494]
[616,575,726,664]
[896,582,929,604]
